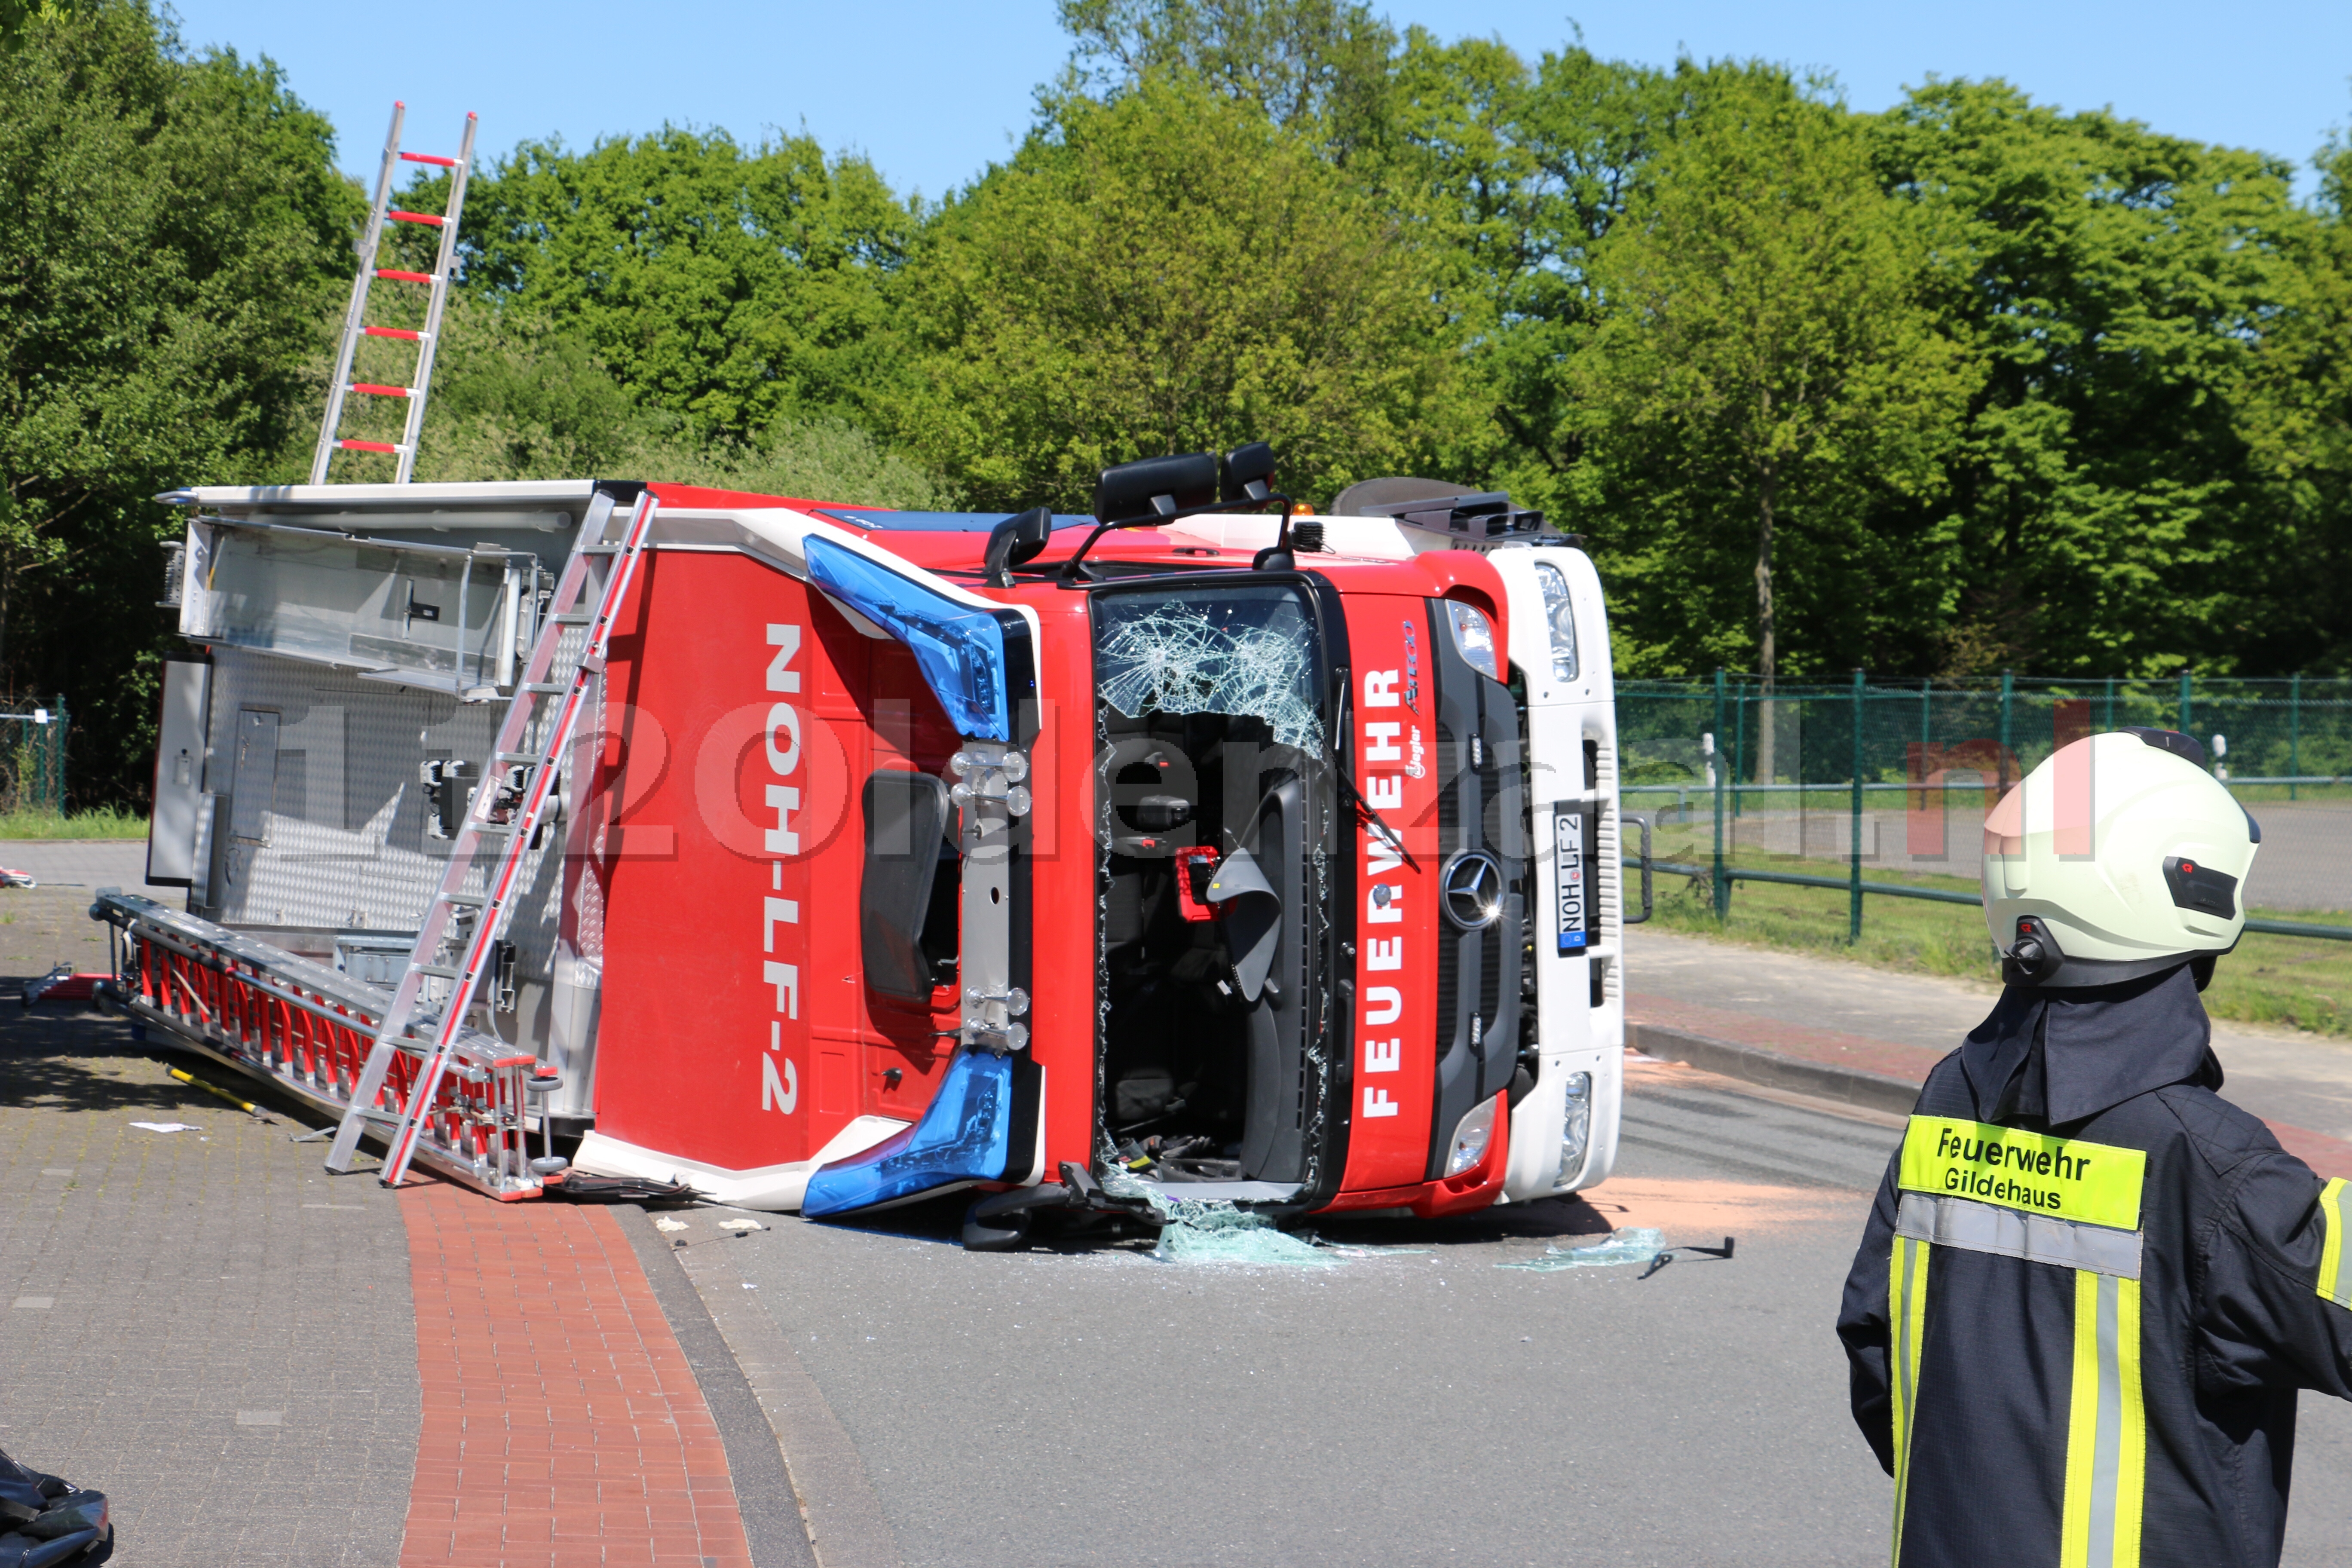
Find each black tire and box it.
[961,1199,1033,1252]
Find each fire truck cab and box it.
[108,450,1626,1240]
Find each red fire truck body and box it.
[104,469,1627,1234]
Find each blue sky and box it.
[171,0,2350,202]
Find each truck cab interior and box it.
[1089,582,1335,1194]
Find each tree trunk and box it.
[1754,462,1777,784]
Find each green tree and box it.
[1571,66,1973,707]
[892,75,1464,510]
[453,128,915,442]
[394,296,949,509]
[1871,80,2312,676]
[1056,0,1396,158]
[0,0,355,802]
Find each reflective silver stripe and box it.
[1896,1190,2143,1280]
[2089,1272,2123,1568]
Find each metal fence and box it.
[0,698,69,817]
[1617,674,2352,940]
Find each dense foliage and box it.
[5,0,2350,803]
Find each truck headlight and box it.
[1444,1096,1498,1176]
[1531,561,1578,682]
[1443,600,1501,682]
[1554,1071,1592,1187]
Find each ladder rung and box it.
[400,151,461,168]
[493,752,541,766]
[375,269,438,284]
[338,439,407,455]
[579,544,623,554]
[440,891,487,907]
[469,823,519,837]
[552,612,596,625]
[416,964,465,980]
[520,681,568,694]
[362,325,427,342]
[387,209,447,227]
[350,382,416,398]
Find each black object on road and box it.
[1637,1235,1737,1281]
[0,1445,110,1566]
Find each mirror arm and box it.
[1054,492,1293,586]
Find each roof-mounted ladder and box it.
[309,101,478,485]
[324,487,658,1188]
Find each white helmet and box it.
[1983,728,2260,989]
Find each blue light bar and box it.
[804,534,1017,742]
[801,1047,1015,1218]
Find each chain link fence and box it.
[1618,674,2352,938]
[0,699,70,818]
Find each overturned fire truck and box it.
[95,448,1631,1242]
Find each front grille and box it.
[1435,721,1461,1042]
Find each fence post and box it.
[2291,673,2302,801]
[1851,668,1865,943]
[51,694,67,816]
[2179,670,2193,738]
[1732,678,1746,821]
[1999,669,2015,792]
[2104,676,2116,732]
[1713,668,1729,921]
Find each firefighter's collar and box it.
[1959,962,2219,1128]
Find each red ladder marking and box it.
[352,383,416,398]
[363,326,424,341]
[376,269,436,284]
[337,439,402,454]
[400,151,461,167]
[388,209,447,227]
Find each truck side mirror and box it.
[1221,441,1276,503]
[983,507,1053,588]
[1093,452,1217,525]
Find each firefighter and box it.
[1837,726,2352,1568]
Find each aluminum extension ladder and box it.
[309,101,479,484]
[325,488,658,1187]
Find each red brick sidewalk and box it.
[398,1180,755,1568]
[1628,992,2352,1180]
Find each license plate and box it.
[1555,805,1587,954]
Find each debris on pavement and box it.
[19,967,103,1008]
[1496,1228,1738,1276]
[168,1066,276,1121]
[129,1121,200,1134]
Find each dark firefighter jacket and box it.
[1838,962,2352,1568]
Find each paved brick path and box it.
[398,1181,754,1568]
[0,888,418,1566]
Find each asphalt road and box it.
[677,1065,2352,1568]
[646,1065,2308,1567]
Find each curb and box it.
[1629,1022,1926,1118]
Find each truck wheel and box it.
[961,1199,1034,1252]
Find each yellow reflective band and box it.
[2061,1270,2145,1568]
[1900,1116,2145,1232]
[2318,1179,2349,1308]
[1887,1233,1930,1567]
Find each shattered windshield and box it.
[1091,584,1326,753]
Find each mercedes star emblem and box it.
[1440,850,1504,931]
